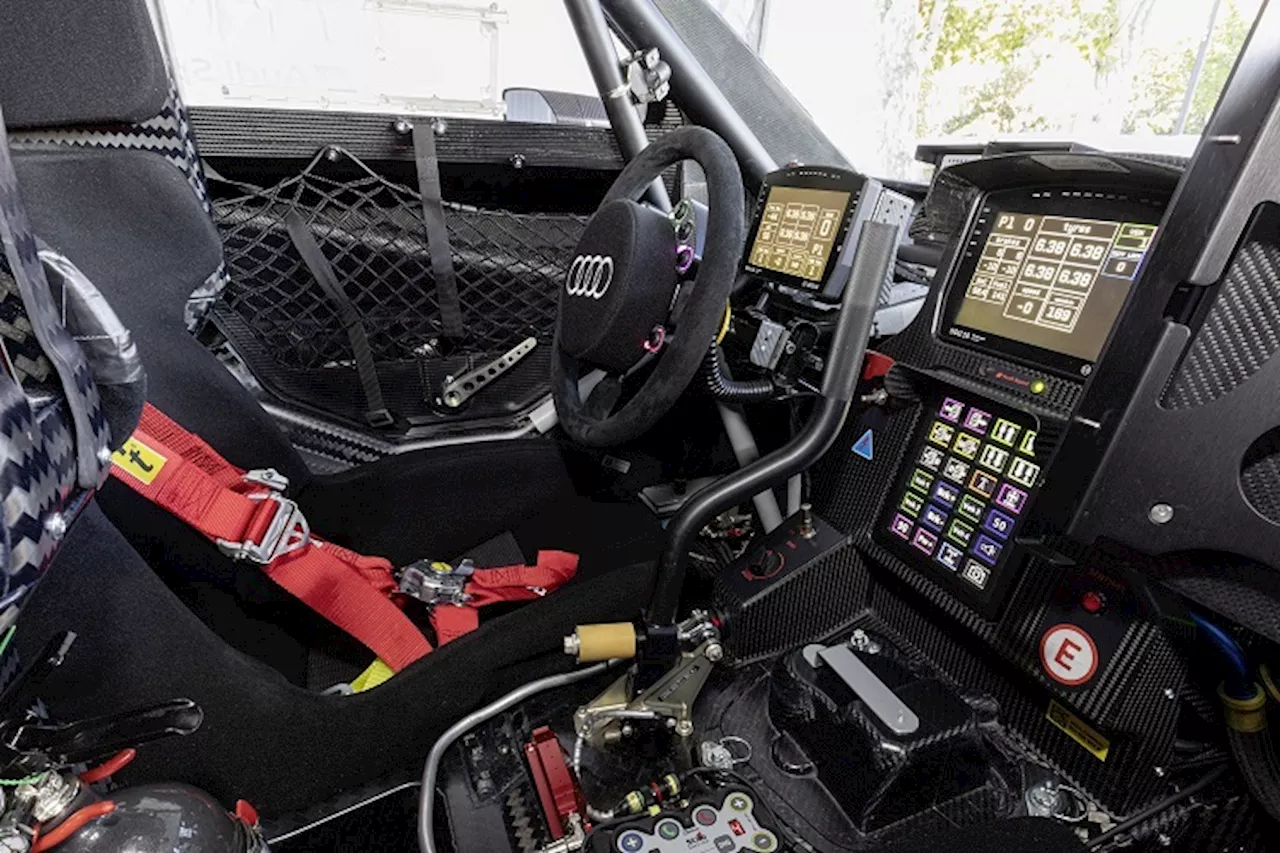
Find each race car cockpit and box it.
[0,1,1279,852]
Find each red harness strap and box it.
[110,404,577,671]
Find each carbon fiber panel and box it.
[1165,238,1280,409]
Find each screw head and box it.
[706,643,724,662]
[1149,503,1174,525]
[393,118,412,135]
[43,513,66,540]
[1163,687,1176,700]
[675,720,694,738]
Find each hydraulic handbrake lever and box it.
[0,631,203,775]
[2,699,204,770]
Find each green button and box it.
[958,495,985,523]
[909,468,935,494]
[946,518,974,547]
[657,820,681,840]
[900,491,924,517]
[1019,430,1037,457]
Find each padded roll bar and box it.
[648,222,899,625]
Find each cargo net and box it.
[208,147,587,371]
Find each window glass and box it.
[156,0,597,117]
[708,0,1262,181]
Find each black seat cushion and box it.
[17,502,657,814]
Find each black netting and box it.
[210,148,587,372]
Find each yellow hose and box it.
[716,302,732,345]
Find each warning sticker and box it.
[111,436,167,485]
[1046,699,1110,761]
[1040,623,1098,686]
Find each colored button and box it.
[617,830,645,853]
[942,457,970,484]
[657,820,682,840]
[929,421,956,447]
[1007,457,1040,488]
[973,534,1003,566]
[729,818,746,836]
[899,491,924,517]
[939,397,965,422]
[912,528,938,555]
[715,835,736,853]
[932,480,960,507]
[919,445,944,471]
[946,518,975,547]
[727,794,751,813]
[952,432,981,460]
[1019,430,1037,456]
[890,514,914,539]
[978,444,1009,473]
[964,408,992,434]
[695,806,719,826]
[968,469,998,499]
[1081,591,1106,614]
[961,559,991,589]
[958,494,986,523]
[909,468,935,494]
[991,418,1021,446]
[936,541,963,571]
[982,507,1015,540]
[995,483,1028,514]
[752,832,778,852]
[921,503,948,532]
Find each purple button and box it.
[920,503,948,532]
[963,408,992,435]
[995,483,1028,514]
[935,541,963,571]
[932,479,960,507]
[939,397,965,423]
[982,508,1015,540]
[890,513,913,539]
[912,528,939,555]
[972,533,1002,566]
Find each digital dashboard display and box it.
[949,213,1158,365]
[745,186,852,284]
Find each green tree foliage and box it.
[916,0,1254,140]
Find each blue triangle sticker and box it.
[852,429,874,461]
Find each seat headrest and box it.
[0,0,169,130]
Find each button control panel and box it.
[879,391,1042,616]
[588,788,779,853]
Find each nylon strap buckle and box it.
[397,558,474,607]
[215,493,312,564]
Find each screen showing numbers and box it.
[950,212,1157,364]
[746,186,852,284]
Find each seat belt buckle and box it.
[397,558,474,607]
[242,468,290,492]
[215,493,311,564]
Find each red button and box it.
[1081,591,1105,614]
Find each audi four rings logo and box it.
[565,254,614,299]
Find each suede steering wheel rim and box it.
[551,126,744,448]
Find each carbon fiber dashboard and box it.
[721,153,1190,815]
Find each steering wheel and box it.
[551,126,744,447]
